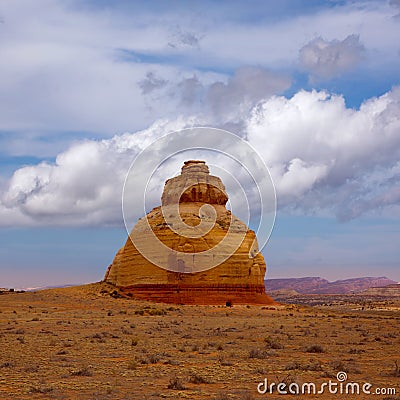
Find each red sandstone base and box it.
[118,284,276,305]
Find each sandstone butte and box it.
[104,160,275,305]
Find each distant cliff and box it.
[361,284,400,297]
[264,276,396,294]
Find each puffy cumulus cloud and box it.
[274,159,328,198]
[1,87,400,227]
[0,118,193,227]
[299,34,365,81]
[247,87,400,219]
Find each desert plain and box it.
[0,282,399,400]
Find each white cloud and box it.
[0,118,192,226]
[247,87,400,219]
[1,87,400,226]
[0,0,399,151]
[1,1,400,227]
[274,158,328,197]
[299,34,365,81]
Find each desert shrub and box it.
[383,332,396,339]
[147,354,160,364]
[70,366,92,376]
[305,344,324,353]
[147,308,166,316]
[210,327,227,337]
[218,354,233,366]
[329,360,361,374]
[390,361,400,377]
[164,359,180,366]
[249,348,271,359]
[29,385,53,394]
[24,364,39,373]
[127,359,138,370]
[167,376,185,390]
[285,361,301,370]
[330,360,348,372]
[381,397,400,400]
[213,393,229,400]
[285,359,321,371]
[281,374,300,386]
[189,372,210,384]
[302,328,311,336]
[264,336,284,349]
[137,356,148,365]
[348,348,365,354]
[0,362,14,368]
[254,367,267,375]
[239,392,254,400]
[304,359,322,371]
[89,332,106,343]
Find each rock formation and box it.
[104,160,274,305]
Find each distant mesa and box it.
[265,276,397,295]
[104,160,275,305]
[361,283,400,297]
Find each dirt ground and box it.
[0,282,399,399]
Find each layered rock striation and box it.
[104,160,274,305]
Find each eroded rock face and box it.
[104,160,274,305]
[161,160,228,206]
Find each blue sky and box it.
[0,0,399,288]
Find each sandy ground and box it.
[0,282,399,399]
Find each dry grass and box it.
[0,282,399,399]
